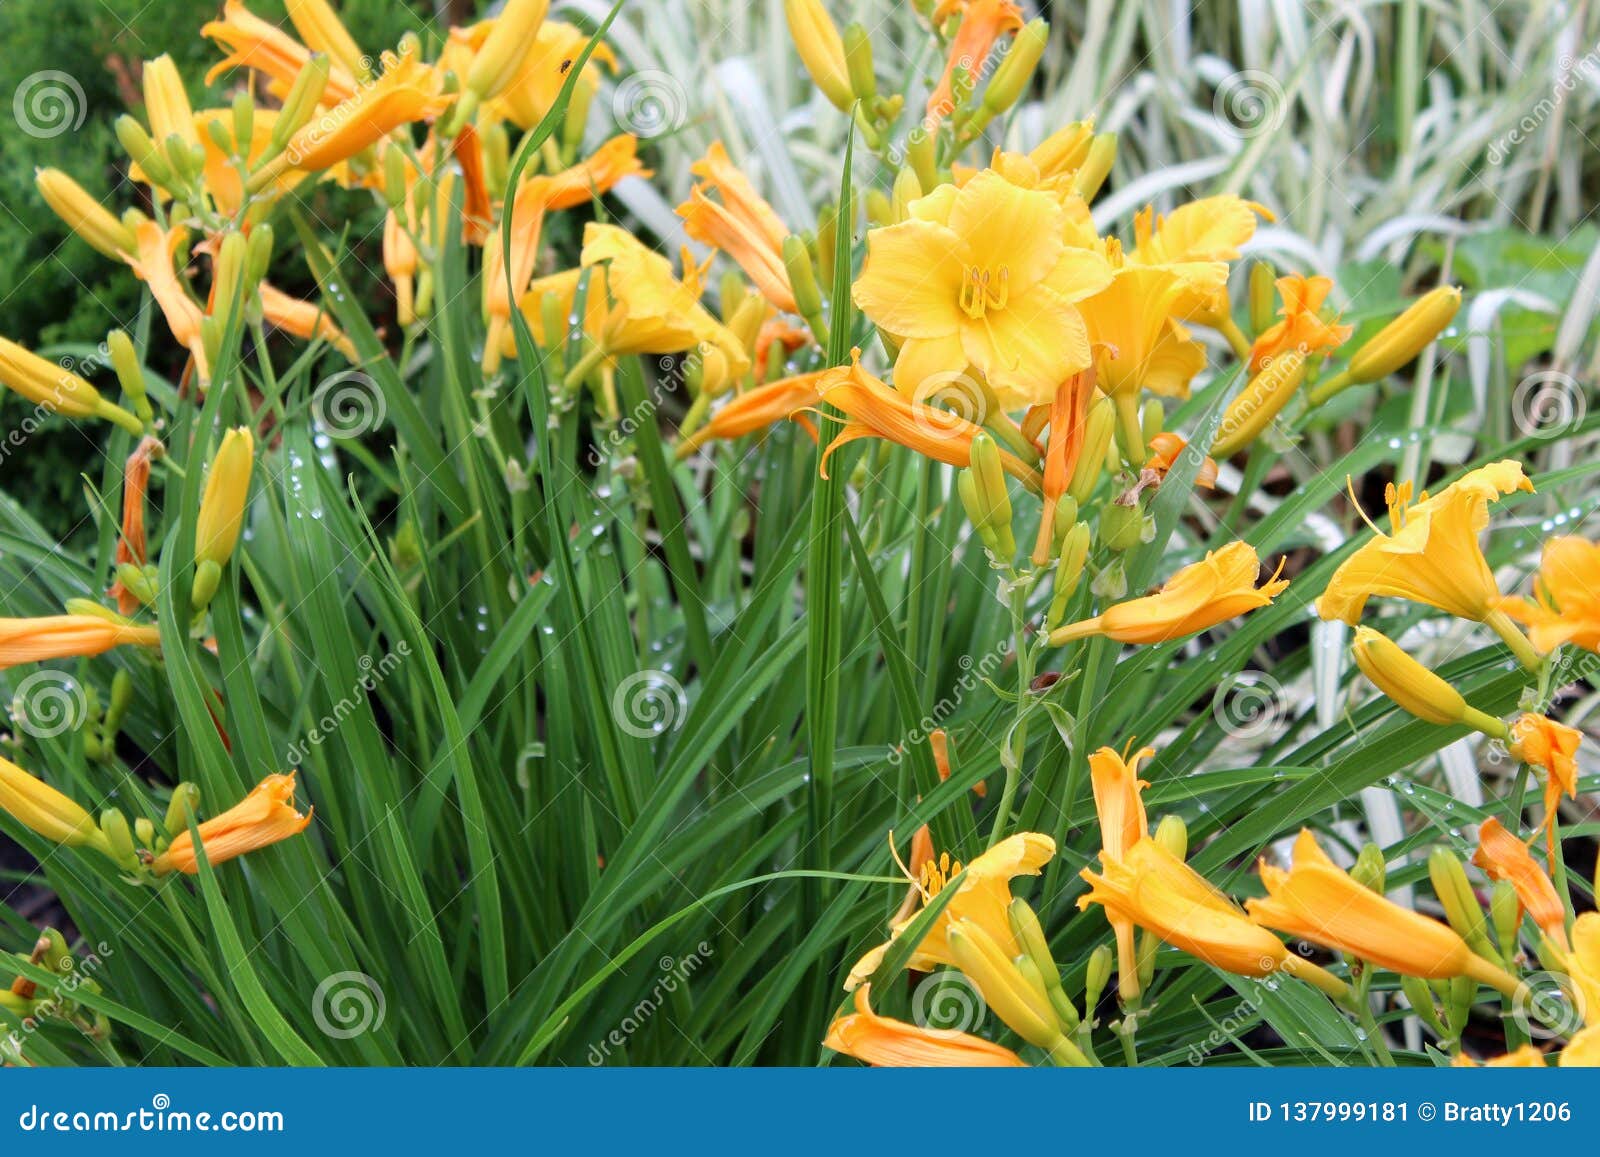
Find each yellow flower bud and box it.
[784,0,853,112]
[1068,397,1115,503]
[982,18,1047,116]
[1351,626,1486,728]
[843,22,876,103]
[100,809,138,868]
[0,337,142,434]
[946,919,1061,1050]
[267,54,332,156]
[781,235,825,323]
[1350,843,1387,893]
[464,0,551,103]
[1428,847,1496,959]
[967,432,1015,559]
[35,169,136,259]
[1347,286,1461,385]
[165,783,202,838]
[1046,522,1090,628]
[0,755,107,851]
[195,427,255,570]
[1211,350,1308,459]
[1070,133,1116,201]
[141,55,198,151]
[115,115,174,188]
[1248,260,1278,333]
[890,167,921,222]
[1085,943,1113,1011]
[286,0,366,79]
[1153,814,1188,861]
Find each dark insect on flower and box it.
[559,59,573,74]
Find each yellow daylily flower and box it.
[1087,744,1151,1000]
[1246,830,1520,995]
[476,20,617,130]
[1473,817,1569,953]
[1129,195,1270,324]
[1249,274,1351,372]
[203,0,361,105]
[153,772,313,875]
[823,984,1026,1067]
[1317,461,1534,627]
[675,371,826,458]
[678,142,795,313]
[1028,121,1094,182]
[1566,914,1600,1025]
[813,353,1041,488]
[0,756,107,850]
[1076,254,1208,456]
[1560,1027,1600,1066]
[258,283,355,360]
[1509,713,1582,859]
[1146,432,1217,489]
[1496,536,1600,654]
[843,831,1055,991]
[1081,839,1348,996]
[1049,540,1288,646]
[851,165,1111,408]
[285,0,365,79]
[0,614,161,670]
[455,0,551,107]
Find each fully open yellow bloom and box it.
[1249,274,1352,371]
[0,756,106,850]
[1317,461,1533,625]
[1473,817,1568,953]
[844,832,1054,990]
[1081,839,1345,994]
[154,772,313,875]
[1129,195,1269,324]
[852,165,1111,407]
[204,0,361,104]
[1049,540,1288,646]
[678,142,795,313]
[824,984,1025,1067]
[1509,713,1582,858]
[0,615,161,670]
[1077,258,1208,400]
[1496,536,1600,654]
[1247,830,1519,994]
[813,353,1041,487]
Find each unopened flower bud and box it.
[1428,847,1495,959]
[1248,260,1277,334]
[1068,397,1115,503]
[1347,286,1461,386]
[1046,522,1090,628]
[967,433,1015,559]
[981,18,1047,116]
[1085,943,1113,1012]
[1211,350,1308,459]
[1350,843,1387,893]
[843,22,876,103]
[1070,133,1116,201]
[36,169,137,259]
[1154,815,1188,861]
[784,0,853,111]
[164,783,201,838]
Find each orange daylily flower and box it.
[0,615,161,670]
[926,0,1024,124]
[203,0,361,106]
[824,984,1025,1067]
[1247,830,1520,994]
[126,221,208,379]
[153,772,313,875]
[1317,461,1533,626]
[1249,274,1352,371]
[1081,839,1347,994]
[1146,432,1218,489]
[1473,817,1569,952]
[1496,536,1600,654]
[280,44,447,174]
[815,353,1042,488]
[754,318,810,380]
[109,438,161,616]
[1049,540,1287,646]
[675,371,826,458]
[1509,713,1582,859]
[1031,369,1095,563]
[1087,744,1151,999]
[258,283,356,360]
[678,142,795,313]
[1077,257,1210,402]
